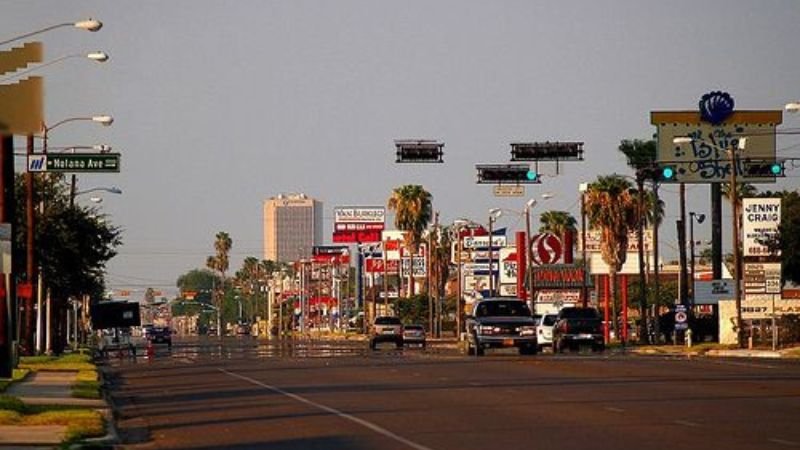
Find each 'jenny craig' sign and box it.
[742,197,781,257]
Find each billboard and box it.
[742,197,781,257]
[334,207,386,224]
[333,206,385,243]
[651,106,781,184]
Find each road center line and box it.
[219,368,436,450]
[674,420,700,428]
[769,438,799,447]
[604,407,625,413]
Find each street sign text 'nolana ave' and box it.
[27,153,121,173]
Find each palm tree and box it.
[539,210,577,238]
[619,139,657,344]
[206,231,232,334]
[584,175,639,340]
[387,185,433,296]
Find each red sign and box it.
[332,230,381,243]
[312,254,351,264]
[17,282,33,300]
[531,233,564,265]
[365,258,400,273]
[335,223,385,231]
[532,265,586,288]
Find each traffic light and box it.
[395,140,444,163]
[476,164,541,184]
[510,142,584,161]
[743,159,785,178]
[661,166,675,180]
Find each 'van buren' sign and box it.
[532,265,588,288]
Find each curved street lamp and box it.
[0,19,102,47]
[0,51,109,84]
[74,186,122,197]
[674,135,747,348]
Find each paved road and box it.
[108,337,800,450]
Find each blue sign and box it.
[699,91,734,125]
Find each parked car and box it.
[235,322,251,336]
[370,316,404,350]
[402,324,426,348]
[552,307,604,353]
[465,298,537,356]
[147,326,173,348]
[536,313,559,352]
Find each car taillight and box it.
[560,322,569,333]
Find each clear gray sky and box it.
[3,1,799,299]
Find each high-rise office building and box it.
[263,193,323,263]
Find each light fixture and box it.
[91,115,114,126]
[74,19,103,32]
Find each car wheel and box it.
[518,345,533,356]
[475,344,484,357]
[593,343,606,353]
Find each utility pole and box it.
[636,172,648,344]
[0,135,14,377]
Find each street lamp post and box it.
[689,212,706,307]
[0,19,102,47]
[487,208,502,297]
[674,136,747,348]
[0,51,109,84]
[524,199,537,308]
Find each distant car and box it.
[402,324,426,348]
[536,313,559,352]
[552,307,604,353]
[235,322,251,336]
[207,326,218,337]
[466,298,537,356]
[148,326,172,348]
[370,316,404,350]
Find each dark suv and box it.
[552,307,604,352]
[370,316,404,350]
[148,326,173,348]
[466,298,537,356]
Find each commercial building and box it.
[263,193,323,263]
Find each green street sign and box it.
[27,153,121,173]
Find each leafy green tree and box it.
[538,211,577,237]
[618,139,658,344]
[13,173,121,354]
[584,175,639,340]
[206,232,232,332]
[759,190,800,285]
[387,185,432,295]
[393,294,430,326]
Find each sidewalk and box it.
[0,370,110,447]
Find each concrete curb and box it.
[706,349,783,358]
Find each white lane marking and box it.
[220,369,435,450]
[769,438,799,447]
[468,382,483,387]
[604,407,625,413]
[674,420,700,427]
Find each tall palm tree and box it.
[206,231,232,334]
[584,175,639,340]
[387,185,433,296]
[538,210,577,238]
[619,139,657,344]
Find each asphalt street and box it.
[108,338,800,450]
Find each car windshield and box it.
[560,308,599,319]
[543,315,558,326]
[475,301,531,317]
[405,325,423,330]
[375,317,401,325]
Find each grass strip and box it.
[19,353,95,372]
[0,395,105,443]
[0,368,30,392]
